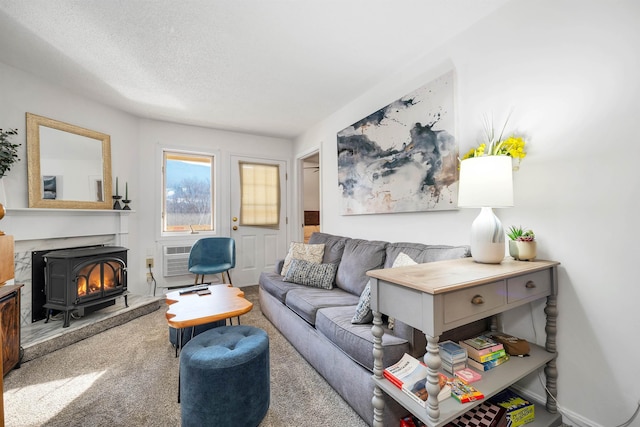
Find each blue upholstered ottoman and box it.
[180,325,270,427]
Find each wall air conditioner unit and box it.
[162,245,192,277]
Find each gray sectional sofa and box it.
[258,232,478,426]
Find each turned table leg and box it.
[545,292,558,413]
[424,334,442,424]
[371,310,385,427]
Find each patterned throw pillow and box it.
[351,252,417,326]
[280,242,325,276]
[283,258,337,289]
[351,282,373,324]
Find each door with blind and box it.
[230,156,288,285]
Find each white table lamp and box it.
[458,156,514,263]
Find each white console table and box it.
[367,257,561,427]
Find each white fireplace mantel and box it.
[3,208,132,246]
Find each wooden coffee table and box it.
[165,284,253,355]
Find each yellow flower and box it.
[460,114,528,167]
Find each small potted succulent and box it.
[507,225,537,261]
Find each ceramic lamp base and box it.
[469,207,506,264]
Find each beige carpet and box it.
[3,285,368,427]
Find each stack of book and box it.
[438,340,467,374]
[383,353,451,407]
[459,335,510,372]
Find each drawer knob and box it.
[525,281,536,289]
[471,295,484,305]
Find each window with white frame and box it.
[162,150,214,233]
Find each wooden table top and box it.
[165,284,253,329]
[367,257,560,294]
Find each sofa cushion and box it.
[259,271,302,303]
[308,232,350,264]
[283,259,337,290]
[336,238,388,296]
[316,305,410,371]
[281,242,325,276]
[384,242,470,268]
[285,287,359,325]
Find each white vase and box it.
[509,240,537,261]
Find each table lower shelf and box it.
[375,344,562,427]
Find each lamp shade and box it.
[458,156,514,264]
[457,156,514,208]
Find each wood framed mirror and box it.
[26,113,113,209]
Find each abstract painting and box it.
[337,70,458,215]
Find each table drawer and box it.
[443,281,506,324]
[507,270,551,303]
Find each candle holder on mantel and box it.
[122,199,131,210]
[113,195,122,210]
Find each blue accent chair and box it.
[188,237,236,285]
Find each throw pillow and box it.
[351,282,373,324]
[392,251,418,268]
[351,251,418,326]
[283,258,337,289]
[387,252,418,330]
[280,242,325,276]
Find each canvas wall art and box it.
[337,70,458,215]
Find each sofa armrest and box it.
[274,259,284,274]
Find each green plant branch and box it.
[0,128,20,178]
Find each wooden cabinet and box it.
[0,235,14,285]
[367,258,561,427]
[0,234,21,377]
[0,233,18,427]
[0,285,22,376]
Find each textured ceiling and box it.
[0,1,510,138]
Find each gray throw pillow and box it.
[351,252,417,326]
[351,282,373,324]
[283,258,336,290]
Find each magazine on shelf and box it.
[402,371,451,408]
[383,353,451,407]
[383,353,424,389]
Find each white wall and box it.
[295,1,640,425]
[0,61,140,210]
[136,119,293,290]
[0,62,294,296]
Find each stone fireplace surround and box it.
[4,208,131,327]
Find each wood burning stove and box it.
[43,246,128,328]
